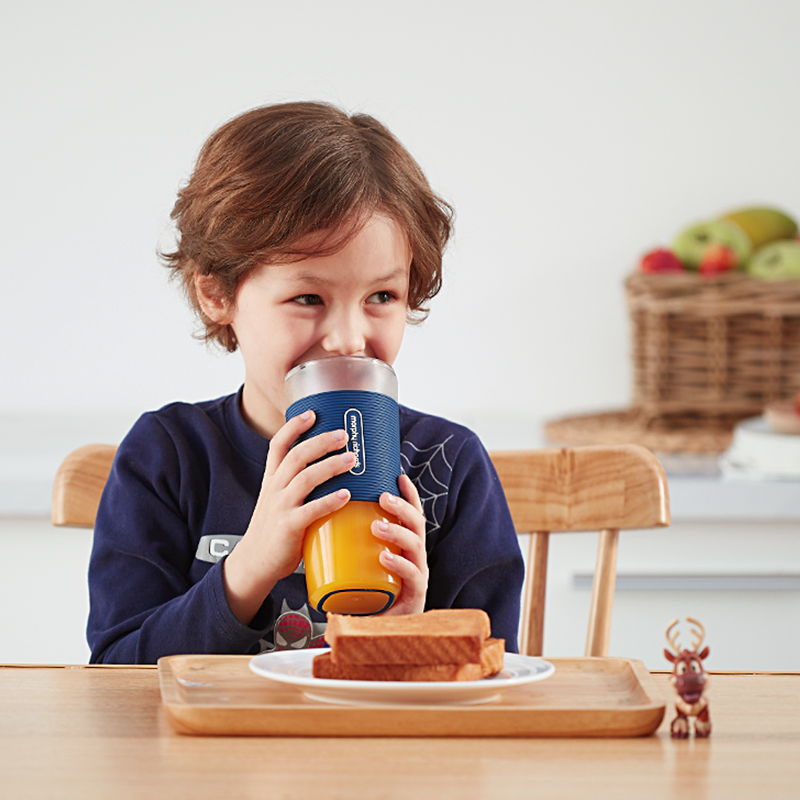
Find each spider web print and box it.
[401,435,453,537]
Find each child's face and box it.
[229,213,411,439]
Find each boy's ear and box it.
[195,274,233,324]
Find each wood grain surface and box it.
[1,664,798,800]
[490,445,669,534]
[51,443,116,527]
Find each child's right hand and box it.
[222,409,355,625]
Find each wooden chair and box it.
[489,444,669,658]
[51,444,117,528]
[52,442,670,660]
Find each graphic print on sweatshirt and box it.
[258,600,327,652]
[400,434,453,538]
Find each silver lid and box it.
[284,356,398,405]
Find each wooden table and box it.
[1,664,798,799]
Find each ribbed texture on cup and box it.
[287,390,401,503]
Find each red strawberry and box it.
[639,248,684,274]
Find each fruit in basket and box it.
[639,248,685,274]
[764,395,800,435]
[747,240,800,280]
[672,219,752,271]
[721,206,798,249]
[699,243,739,276]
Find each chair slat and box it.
[585,528,620,657]
[520,531,550,656]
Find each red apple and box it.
[699,243,738,276]
[639,248,684,274]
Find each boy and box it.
[87,102,524,663]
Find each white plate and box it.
[249,650,555,706]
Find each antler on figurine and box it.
[665,618,681,655]
[687,617,705,652]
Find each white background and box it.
[2,2,800,667]
[3,1,799,432]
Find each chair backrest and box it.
[52,442,670,659]
[51,444,117,528]
[490,444,669,658]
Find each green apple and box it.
[672,219,752,271]
[748,240,800,280]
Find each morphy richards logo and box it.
[344,408,366,475]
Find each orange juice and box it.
[303,501,402,615]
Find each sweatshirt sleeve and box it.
[422,433,525,652]
[87,413,274,664]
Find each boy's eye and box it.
[366,291,395,305]
[293,294,323,306]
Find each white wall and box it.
[3,2,800,664]
[3,0,799,435]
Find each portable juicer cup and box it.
[285,356,403,615]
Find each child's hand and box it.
[223,410,355,624]
[371,474,428,616]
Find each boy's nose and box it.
[321,309,367,356]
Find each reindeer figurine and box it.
[664,617,711,739]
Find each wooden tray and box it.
[158,655,665,738]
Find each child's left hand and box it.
[371,474,428,615]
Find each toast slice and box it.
[324,609,492,666]
[312,652,484,682]
[479,637,506,677]
[312,638,506,682]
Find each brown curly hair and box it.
[161,102,454,351]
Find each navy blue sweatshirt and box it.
[87,390,523,663]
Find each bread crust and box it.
[325,609,492,665]
[312,653,484,681]
[312,638,506,682]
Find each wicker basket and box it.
[626,271,800,422]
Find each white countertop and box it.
[666,471,800,520]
